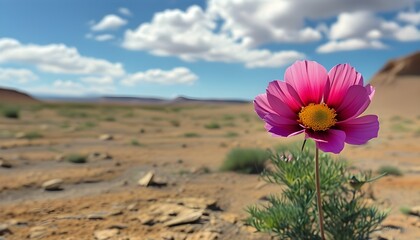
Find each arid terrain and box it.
[0,54,420,240]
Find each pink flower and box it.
[254,60,379,154]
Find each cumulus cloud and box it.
[317,39,387,53]
[329,11,382,40]
[122,6,304,68]
[397,11,420,25]
[81,76,114,85]
[94,34,115,42]
[0,38,125,76]
[393,24,420,41]
[119,7,132,17]
[121,67,198,86]
[91,14,127,31]
[30,79,116,97]
[0,67,38,83]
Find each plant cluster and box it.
[247,146,387,240]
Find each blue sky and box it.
[0,0,419,99]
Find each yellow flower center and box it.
[298,103,337,131]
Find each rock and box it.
[94,229,119,240]
[42,179,63,191]
[0,224,12,235]
[127,203,138,211]
[107,223,127,230]
[221,213,238,224]
[164,211,202,227]
[87,213,106,220]
[29,226,48,239]
[99,134,113,141]
[137,213,156,225]
[138,171,154,187]
[165,198,219,210]
[0,159,12,168]
[8,219,28,226]
[409,205,420,217]
[88,152,112,161]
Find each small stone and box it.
[221,213,238,224]
[137,213,155,225]
[42,179,64,191]
[94,229,119,240]
[87,213,106,220]
[164,211,202,227]
[107,223,127,230]
[409,205,420,217]
[0,159,12,168]
[88,152,112,161]
[0,224,12,235]
[29,226,48,239]
[138,171,154,187]
[99,134,113,141]
[127,203,138,211]
[8,219,28,226]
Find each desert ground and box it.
[0,83,419,240]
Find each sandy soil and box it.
[0,90,419,240]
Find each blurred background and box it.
[0,0,419,239]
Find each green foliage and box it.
[130,139,143,146]
[220,148,270,174]
[225,131,239,138]
[103,116,116,122]
[204,122,221,129]
[377,165,403,176]
[66,154,87,164]
[247,147,387,239]
[170,119,181,127]
[23,131,43,140]
[399,206,411,215]
[184,132,200,138]
[2,107,20,119]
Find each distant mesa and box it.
[0,87,39,104]
[371,51,420,86]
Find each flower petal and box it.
[265,122,304,138]
[337,115,379,145]
[306,129,346,154]
[365,84,375,100]
[266,92,298,120]
[325,64,364,108]
[336,85,370,121]
[254,94,275,119]
[284,60,328,105]
[266,80,303,113]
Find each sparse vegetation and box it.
[66,154,87,164]
[247,147,387,239]
[400,206,412,215]
[377,165,403,176]
[391,123,410,132]
[225,131,239,138]
[2,107,20,119]
[184,132,200,138]
[205,122,221,129]
[131,139,142,146]
[220,148,270,174]
[170,119,180,127]
[103,116,116,122]
[23,131,43,140]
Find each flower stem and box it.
[315,147,326,240]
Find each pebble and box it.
[0,159,12,168]
[42,179,64,191]
[138,171,154,187]
[99,134,113,141]
[94,229,119,240]
[164,211,202,227]
[0,224,12,235]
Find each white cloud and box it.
[393,24,420,41]
[317,39,387,53]
[122,6,305,68]
[329,11,382,40]
[119,7,132,17]
[397,11,420,25]
[81,76,114,85]
[0,38,125,76]
[0,67,38,83]
[94,34,115,42]
[121,67,198,86]
[91,14,127,31]
[207,0,410,46]
[30,79,115,97]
